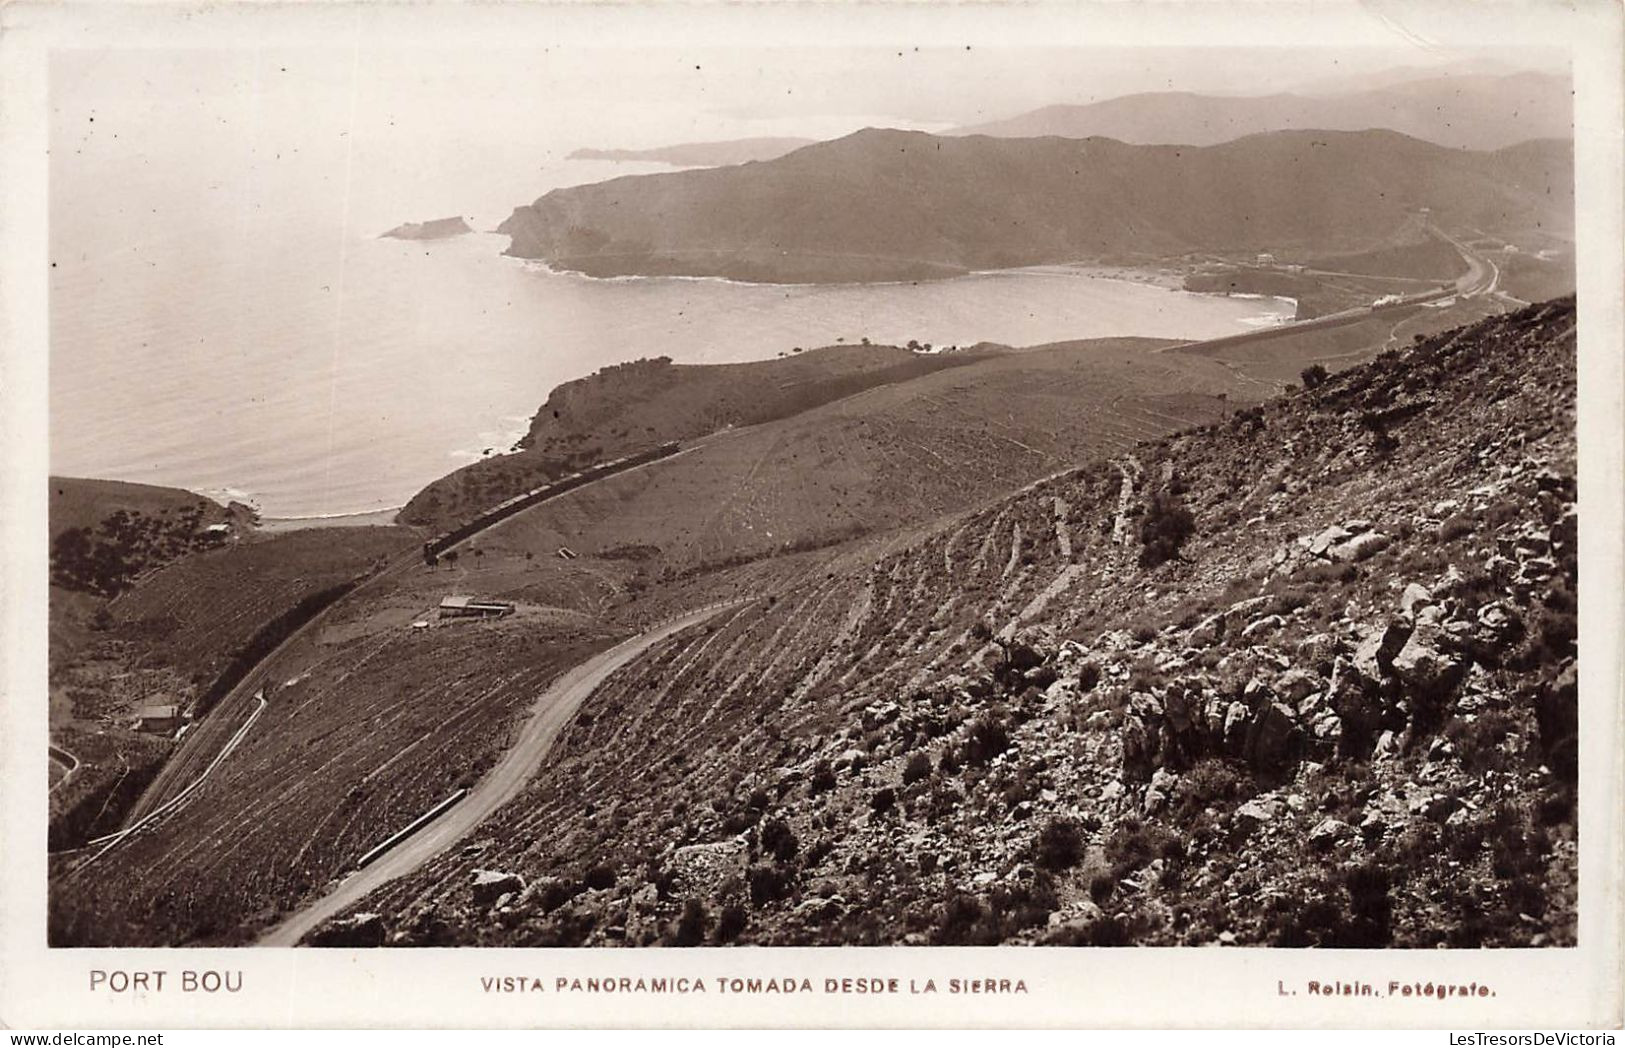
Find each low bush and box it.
[715,903,747,943]
[759,818,798,863]
[962,712,1011,767]
[674,899,709,946]
[1139,491,1196,568]
[902,751,933,787]
[1033,818,1085,872]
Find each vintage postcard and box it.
[1,0,1621,1030]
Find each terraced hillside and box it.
[50,610,617,946]
[401,344,988,532]
[332,298,1577,948]
[48,524,417,851]
[49,335,1257,946]
[431,337,1261,581]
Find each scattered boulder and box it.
[1399,583,1433,618]
[1234,796,1285,834]
[309,912,385,948]
[1243,702,1301,771]
[1241,614,1285,640]
[671,839,749,896]
[1329,531,1391,562]
[1309,525,1353,557]
[1307,817,1357,850]
[472,870,525,909]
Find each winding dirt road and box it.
[257,599,750,947]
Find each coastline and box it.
[257,507,404,534]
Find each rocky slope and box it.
[334,297,1578,948]
[497,128,1573,283]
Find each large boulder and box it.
[1390,622,1468,724]
[1243,702,1301,771]
[472,869,526,909]
[671,838,749,896]
[1309,525,1353,557]
[1329,532,1391,563]
[1274,669,1323,707]
[309,912,386,948]
[1353,620,1412,680]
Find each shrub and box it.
[537,880,578,913]
[583,865,617,891]
[1139,491,1196,568]
[674,899,709,946]
[962,712,1011,767]
[932,894,986,945]
[1300,363,1329,390]
[715,903,747,943]
[759,818,799,863]
[1033,818,1086,872]
[1104,820,1182,881]
[1437,514,1476,543]
[746,864,795,906]
[808,761,837,796]
[902,751,933,787]
[870,787,897,814]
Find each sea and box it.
[48,73,1291,521]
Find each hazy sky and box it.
[54,43,1566,158]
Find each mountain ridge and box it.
[950,72,1572,151]
[497,127,1573,284]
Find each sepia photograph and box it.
[3,0,1622,1031]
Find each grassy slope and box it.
[49,476,224,542]
[400,345,988,531]
[425,337,1255,581]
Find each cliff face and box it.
[349,298,1578,948]
[497,128,1573,284]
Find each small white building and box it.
[135,704,181,734]
[438,595,515,620]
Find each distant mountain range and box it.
[951,72,1571,151]
[499,127,1573,284]
[569,137,817,167]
